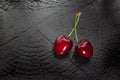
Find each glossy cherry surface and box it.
[75,39,93,58]
[54,35,73,56]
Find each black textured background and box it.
[0,0,120,80]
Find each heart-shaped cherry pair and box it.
[54,12,93,58]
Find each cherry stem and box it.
[67,15,78,38]
[67,12,81,42]
[74,12,81,42]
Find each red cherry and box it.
[54,35,73,56]
[75,39,93,58]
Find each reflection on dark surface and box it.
[0,0,120,80]
[72,52,89,65]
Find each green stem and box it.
[67,12,81,43]
[67,15,78,38]
[74,14,80,42]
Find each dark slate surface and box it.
[0,0,120,80]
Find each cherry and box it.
[75,39,93,58]
[54,11,93,58]
[73,12,93,58]
[54,35,73,56]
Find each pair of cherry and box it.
[54,12,93,58]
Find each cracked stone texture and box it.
[0,0,120,80]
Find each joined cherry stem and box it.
[67,12,81,42]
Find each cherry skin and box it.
[54,35,73,56]
[75,39,93,58]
